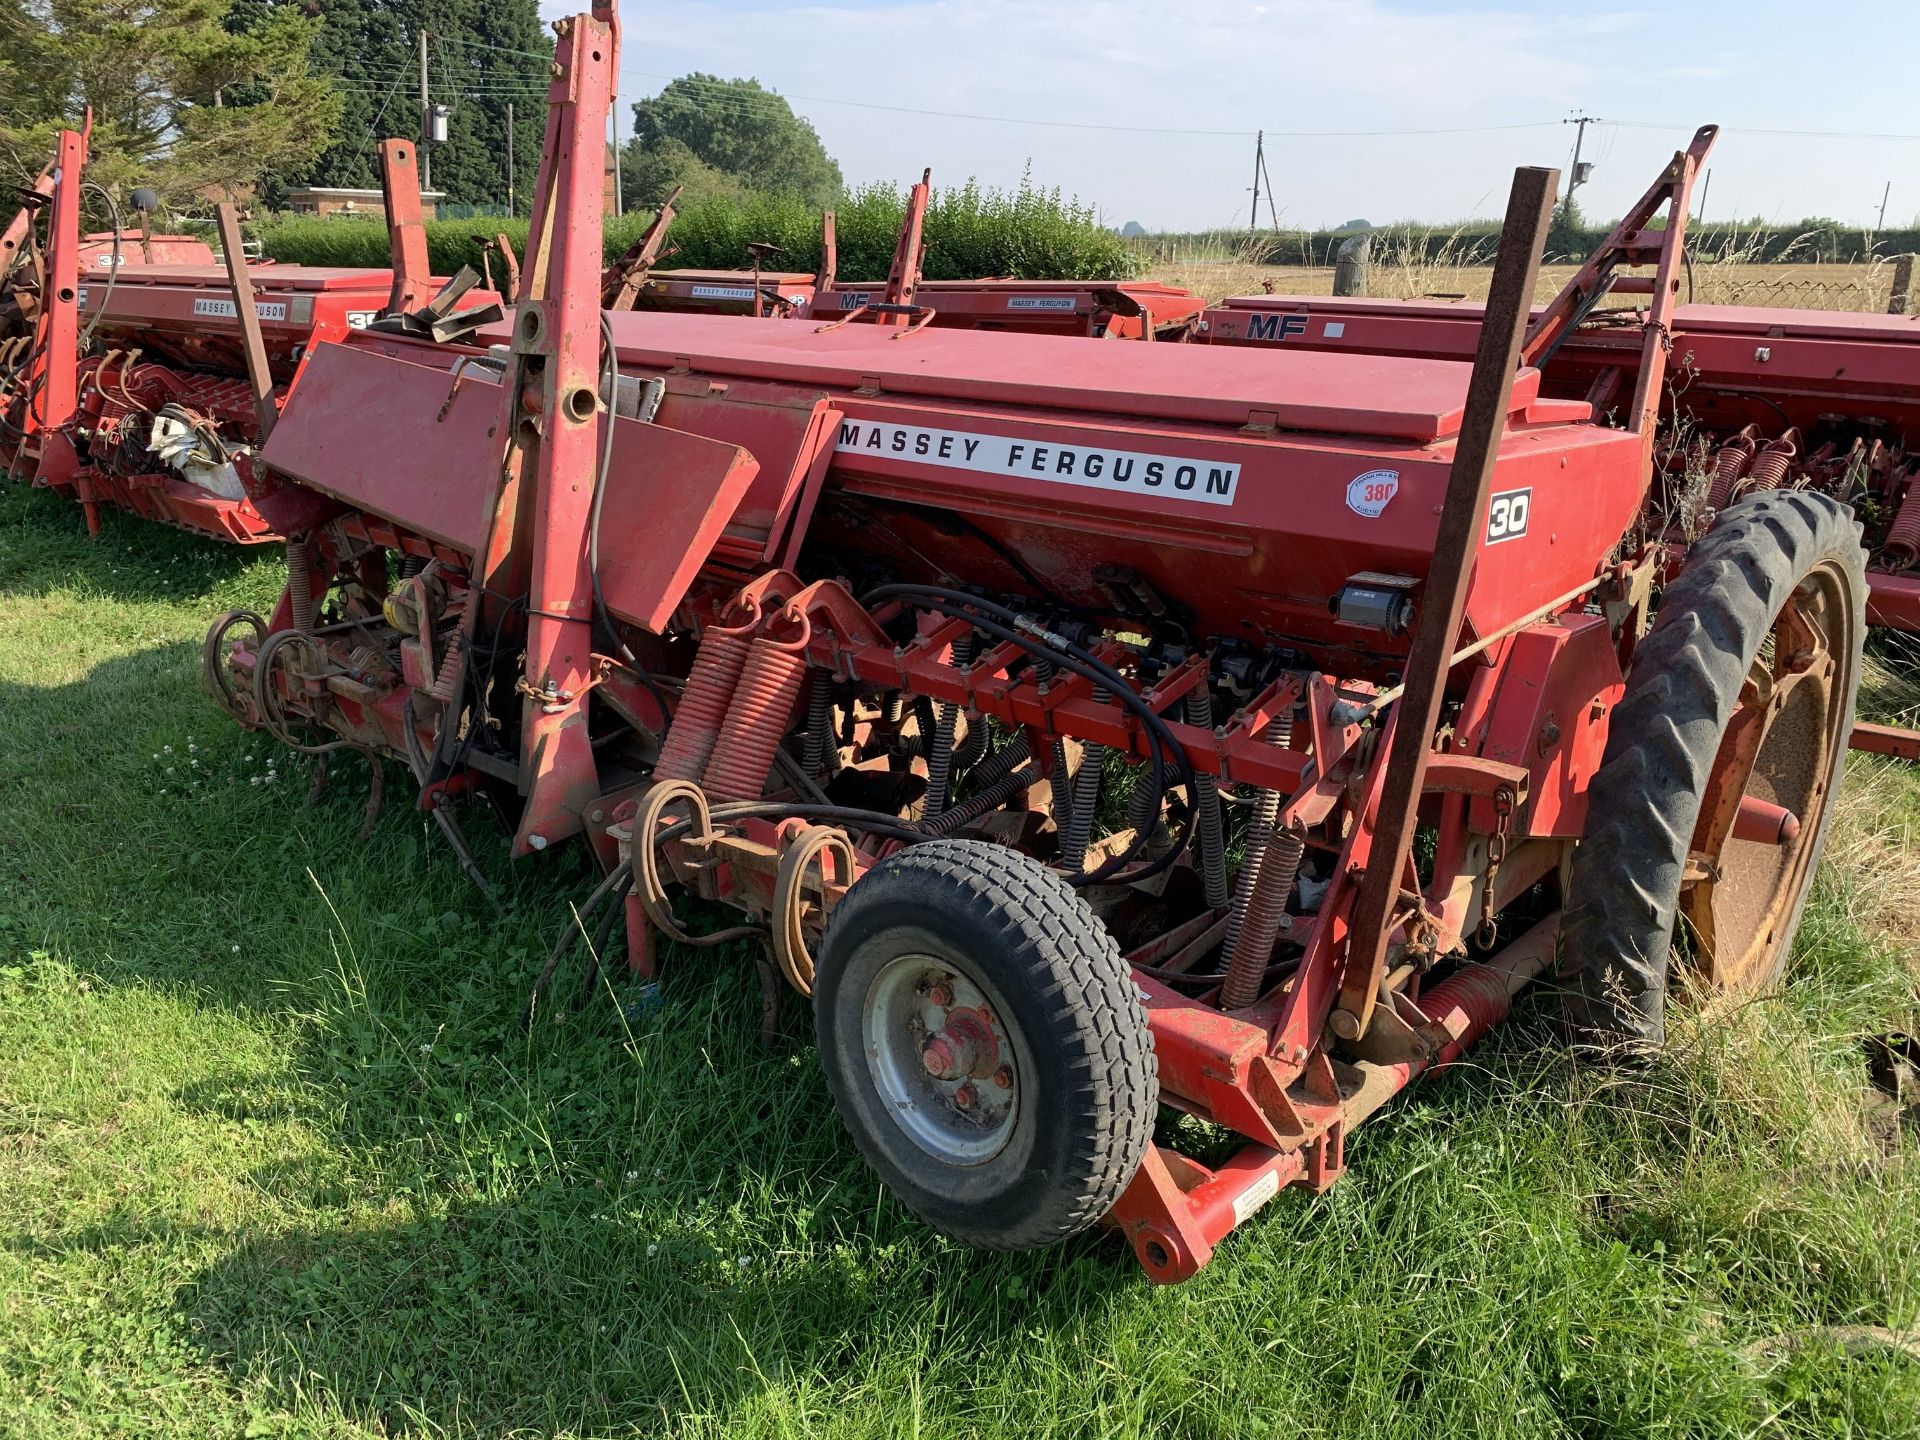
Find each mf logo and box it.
[1244,312,1309,342]
[1485,488,1532,544]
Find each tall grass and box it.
[255,175,1141,283]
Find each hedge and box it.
[255,177,1141,282]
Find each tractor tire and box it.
[1561,490,1865,1053]
[814,838,1157,1250]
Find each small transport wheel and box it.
[1562,490,1866,1052]
[814,838,1157,1251]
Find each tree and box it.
[0,0,340,204]
[620,74,840,210]
[261,0,551,211]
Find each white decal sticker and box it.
[1005,295,1077,311]
[837,291,873,309]
[75,286,89,306]
[1231,1170,1282,1226]
[345,310,377,329]
[1485,487,1532,544]
[1346,468,1399,518]
[94,253,124,268]
[689,284,757,301]
[193,296,288,321]
[1323,320,1346,338]
[834,419,1239,506]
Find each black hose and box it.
[860,583,1197,884]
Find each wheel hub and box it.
[863,956,1018,1164]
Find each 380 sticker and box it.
[1485,487,1532,544]
[1345,468,1399,518]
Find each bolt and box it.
[993,1065,1013,1090]
[927,982,954,1007]
[529,834,548,851]
[954,1083,977,1109]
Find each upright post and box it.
[1891,254,1914,317]
[1249,130,1264,231]
[1332,165,1560,1042]
[377,139,430,316]
[418,30,433,193]
[442,3,620,852]
[214,203,278,445]
[507,100,515,215]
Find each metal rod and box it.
[1362,572,1607,715]
[214,202,276,444]
[1333,163,1560,1043]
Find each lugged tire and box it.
[814,838,1158,1250]
[1560,489,1865,1052]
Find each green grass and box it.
[2,481,1918,1438]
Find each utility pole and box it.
[1697,168,1711,227]
[1248,130,1265,231]
[506,100,515,215]
[1877,180,1891,231]
[418,29,432,193]
[1563,111,1598,205]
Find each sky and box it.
[539,0,1920,231]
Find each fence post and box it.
[1889,254,1914,316]
[1333,233,1371,297]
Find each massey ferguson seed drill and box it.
[2,129,499,542]
[202,1,1871,1280]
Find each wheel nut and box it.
[954,1083,976,1109]
[993,1065,1013,1090]
[927,982,954,1007]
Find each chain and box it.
[1476,785,1515,948]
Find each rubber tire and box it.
[1560,490,1865,1053]
[814,838,1158,1251]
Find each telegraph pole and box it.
[506,100,515,215]
[1248,130,1264,230]
[1563,111,1598,204]
[1878,180,1891,231]
[1696,168,1711,226]
[419,29,432,193]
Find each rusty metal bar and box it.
[214,202,277,445]
[1332,164,1560,1042]
[1851,721,1920,762]
[378,139,430,317]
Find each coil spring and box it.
[1884,474,1920,571]
[1745,429,1800,493]
[1059,690,1110,872]
[653,623,754,783]
[1185,688,1229,910]
[1706,426,1758,510]
[1125,768,1169,851]
[429,630,464,703]
[287,539,316,633]
[1219,827,1305,1011]
[1220,713,1293,968]
[702,635,811,801]
[921,765,1036,838]
[802,667,834,778]
[923,634,973,817]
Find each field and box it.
[1144,257,1904,311]
[4,288,1920,1433]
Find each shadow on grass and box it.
[0,481,267,606]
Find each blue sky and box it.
[543,1,1919,230]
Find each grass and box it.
[2,481,1919,1438]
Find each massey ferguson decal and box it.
[1005,295,1078,311]
[1345,468,1399,518]
[835,420,1239,505]
[1243,312,1309,342]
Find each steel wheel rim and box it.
[861,951,1019,1165]
[1682,560,1856,992]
